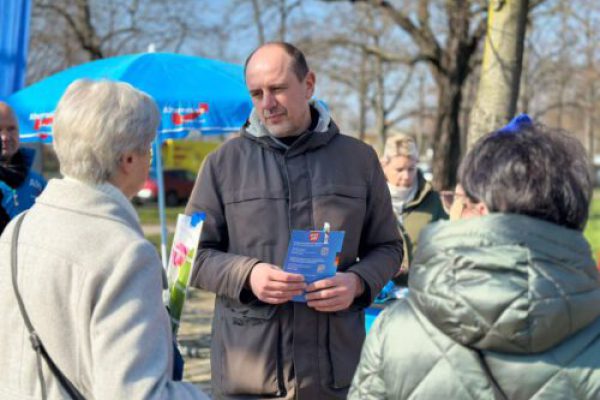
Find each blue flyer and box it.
[283,225,345,302]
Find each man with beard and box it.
[0,102,46,233]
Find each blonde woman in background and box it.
[380,134,447,286]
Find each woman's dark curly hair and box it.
[459,122,592,231]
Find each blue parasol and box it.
[6,52,252,266]
[7,52,251,142]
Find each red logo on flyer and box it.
[309,232,320,242]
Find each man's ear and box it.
[304,71,316,99]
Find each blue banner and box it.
[0,0,31,99]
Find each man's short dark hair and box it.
[459,123,592,231]
[244,41,309,82]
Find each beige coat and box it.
[0,178,207,399]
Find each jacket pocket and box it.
[215,299,282,396]
[222,189,288,257]
[312,184,368,266]
[326,309,366,389]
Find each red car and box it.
[135,169,197,206]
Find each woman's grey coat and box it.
[0,178,206,399]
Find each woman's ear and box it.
[475,202,489,216]
[118,152,135,175]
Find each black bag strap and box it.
[476,349,508,400]
[11,213,86,400]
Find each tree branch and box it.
[325,0,443,67]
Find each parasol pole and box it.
[154,135,169,270]
[147,43,168,269]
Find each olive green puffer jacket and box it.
[350,214,600,400]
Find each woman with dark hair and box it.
[350,115,600,399]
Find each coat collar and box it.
[241,100,339,157]
[244,99,331,138]
[35,178,142,235]
[404,170,432,209]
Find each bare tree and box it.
[324,0,489,189]
[27,0,222,83]
[231,0,303,48]
[518,0,599,157]
[566,0,600,162]
[308,4,423,150]
[250,0,267,45]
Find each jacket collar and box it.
[244,99,331,138]
[35,178,142,235]
[404,170,432,209]
[241,100,339,156]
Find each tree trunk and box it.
[432,78,462,190]
[251,0,266,45]
[467,0,529,147]
[416,72,426,154]
[358,48,368,141]
[585,83,595,161]
[374,53,386,151]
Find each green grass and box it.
[136,204,185,225]
[584,190,600,260]
[137,194,600,264]
[136,204,183,255]
[146,233,176,252]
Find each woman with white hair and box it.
[0,80,208,399]
[380,133,446,286]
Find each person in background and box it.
[0,80,208,399]
[380,133,446,286]
[350,115,600,399]
[0,101,46,234]
[186,41,402,399]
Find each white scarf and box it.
[388,182,418,224]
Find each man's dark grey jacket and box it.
[186,103,402,399]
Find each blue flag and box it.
[0,0,31,99]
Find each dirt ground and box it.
[177,288,215,396]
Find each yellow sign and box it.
[162,140,220,174]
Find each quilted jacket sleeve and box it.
[348,306,389,400]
